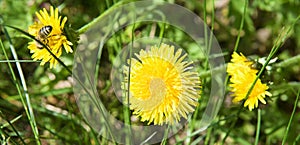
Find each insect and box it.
[36,25,53,49]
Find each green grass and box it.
[1,0,300,144]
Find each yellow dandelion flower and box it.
[28,6,73,68]
[123,43,201,125]
[227,52,272,111]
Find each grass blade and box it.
[255,109,261,145]
[282,90,300,145]
[1,33,41,144]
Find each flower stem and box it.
[161,125,170,145]
[255,109,261,145]
[222,1,247,143]
[77,1,126,34]
[233,0,248,52]
[282,90,300,145]
[123,15,135,145]
[245,15,299,102]
[221,106,243,145]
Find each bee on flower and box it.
[227,52,272,111]
[122,43,201,125]
[35,25,53,49]
[28,6,73,68]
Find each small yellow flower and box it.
[227,52,272,111]
[28,6,73,68]
[123,43,201,125]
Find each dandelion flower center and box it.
[123,43,201,125]
[149,78,167,102]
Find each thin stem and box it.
[105,0,111,9]
[233,0,247,52]
[0,60,39,62]
[2,28,41,145]
[161,125,170,145]
[282,90,300,145]
[93,12,118,88]
[221,105,243,145]
[207,0,215,54]
[255,109,261,145]
[294,134,300,145]
[75,54,117,144]
[204,127,212,145]
[203,0,208,55]
[245,16,299,102]
[203,0,215,76]
[77,1,127,34]
[179,114,237,142]
[188,0,216,144]
[222,1,247,143]
[0,110,25,144]
[0,128,20,145]
[123,10,136,145]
